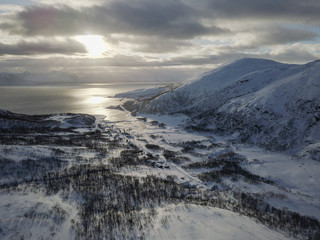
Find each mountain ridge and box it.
[122,58,320,159]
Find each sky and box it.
[0,0,320,82]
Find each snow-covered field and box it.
[117,111,320,219]
[149,204,290,240]
[0,192,77,240]
[0,107,319,239]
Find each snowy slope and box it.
[139,58,320,157]
[142,58,293,113]
[0,192,77,240]
[148,204,290,240]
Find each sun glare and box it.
[76,35,107,57]
[86,96,106,104]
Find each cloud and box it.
[0,1,318,53]
[207,0,320,23]
[31,0,108,7]
[258,26,317,45]
[0,55,210,82]
[212,26,318,52]
[0,4,24,13]
[0,45,319,82]
[268,43,320,63]
[0,38,86,55]
[105,35,193,53]
[1,49,316,74]
[1,1,229,39]
[0,0,319,75]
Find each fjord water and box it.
[0,83,165,120]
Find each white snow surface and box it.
[148,204,290,240]
[236,145,320,219]
[0,192,77,240]
[115,111,320,220]
[237,145,320,199]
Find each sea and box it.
[0,83,166,121]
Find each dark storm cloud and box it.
[207,0,320,22]
[1,1,228,39]
[0,38,86,55]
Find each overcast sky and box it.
[0,0,320,82]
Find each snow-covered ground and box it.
[1,105,319,239]
[0,192,77,240]
[98,102,318,230]
[237,146,320,220]
[148,204,290,240]
[237,146,320,200]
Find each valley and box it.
[0,107,319,239]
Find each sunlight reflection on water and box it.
[0,83,166,121]
[70,87,116,117]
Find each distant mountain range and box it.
[0,71,81,85]
[0,70,179,85]
[121,58,320,159]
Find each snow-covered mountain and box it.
[128,58,320,158]
[0,71,81,85]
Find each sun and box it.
[75,35,107,57]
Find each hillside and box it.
[121,58,320,158]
